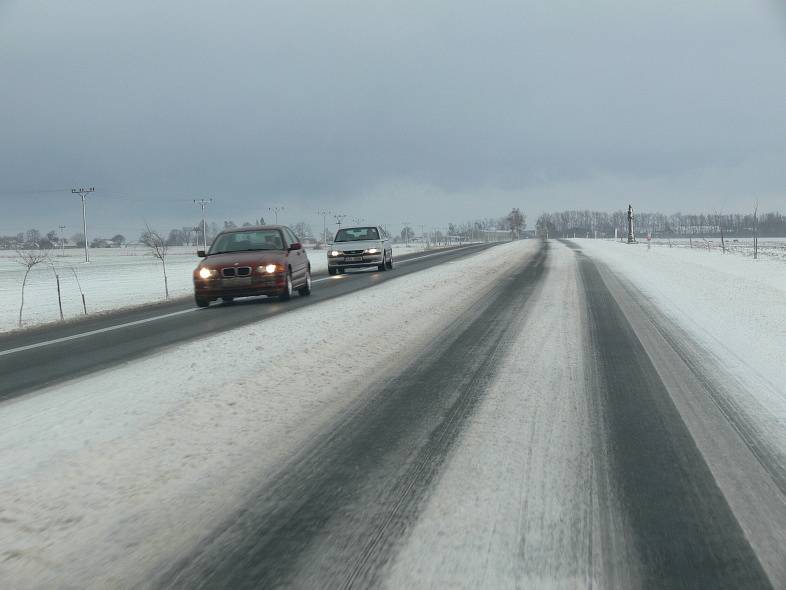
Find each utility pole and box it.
[268,206,284,224]
[317,209,331,246]
[194,198,213,252]
[71,187,94,262]
[334,213,347,228]
[58,225,66,256]
[351,216,364,225]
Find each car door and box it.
[285,227,307,283]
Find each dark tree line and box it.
[536,209,786,238]
[4,208,528,250]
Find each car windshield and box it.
[209,230,284,254]
[334,227,380,242]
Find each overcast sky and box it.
[1,0,785,237]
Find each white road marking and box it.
[0,246,481,357]
[0,308,198,357]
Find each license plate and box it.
[222,277,252,286]
[345,256,362,262]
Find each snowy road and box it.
[0,240,783,588]
[0,243,493,400]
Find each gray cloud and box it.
[1,0,785,234]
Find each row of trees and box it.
[535,209,786,238]
[400,209,527,245]
[5,208,528,252]
[0,230,130,250]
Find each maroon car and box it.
[193,225,311,307]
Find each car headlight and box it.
[366,248,380,254]
[198,267,214,279]
[330,250,341,257]
[264,264,277,274]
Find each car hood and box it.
[199,250,287,268]
[331,240,383,252]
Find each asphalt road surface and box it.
[0,243,497,400]
[146,240,780,589]
[2,239,783,588]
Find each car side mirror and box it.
[289,242,302,251]
[197,250,206,258]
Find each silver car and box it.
[328,225,394,275]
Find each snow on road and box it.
[0,243,436,333]
[576,238,786,473]
[0,241,535,588]
[386,241,636,588]
[3,237,782,587]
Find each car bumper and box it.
[328,254,384,268]
[194,275,286,299]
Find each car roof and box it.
[216,225,287,235]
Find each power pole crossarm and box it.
[268,206,284,224]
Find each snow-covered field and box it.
[626,236,786,262]
[0,241,536,588]
[576,238,786,461]
[0,243,433,333]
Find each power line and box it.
[0,188,71,197]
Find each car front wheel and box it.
[195,296,209,308]
[298,269,312,296]
[279,272,293,301]
[386,252,394,270]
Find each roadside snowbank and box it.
[0,241,536,588]
[0,244,433,333]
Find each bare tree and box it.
[292,222,313,242]
[15,248,51,327]
[47,260,65,321]
[715,210,726,254]
[753,201,759,260]
[141,225,170,299]
[70,266,88,315]
[506,208,526,238]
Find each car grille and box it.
[222,267,252,277]
[343,250,364,255]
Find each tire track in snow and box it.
[574,242,772,589]
[383,241,636,588]
[154,242,549,589]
